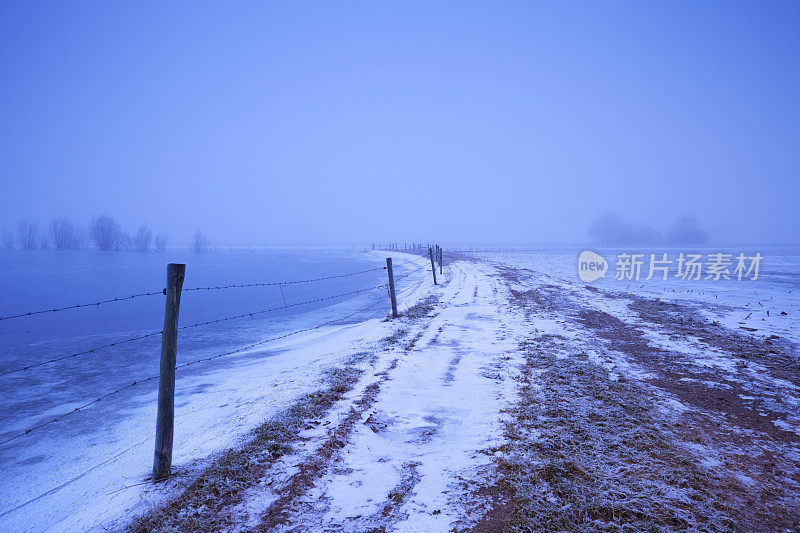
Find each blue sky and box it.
[1,1,798,244]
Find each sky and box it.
[1,1,799,245]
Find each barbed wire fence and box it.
[0,248,444,479]
[0,290,165,322]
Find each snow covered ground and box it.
[4,249,799,530]
[114,256,529,531]
[227,260,527,531]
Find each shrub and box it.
[133,225,152,251]
[17,220,39,250]
[90,215,124,251]
[50,217,83,250]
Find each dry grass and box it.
[502,335,745,532]
[402,294,438,320]
[496,264,800,531]
[626,295,799,385]
[129,352,374,532]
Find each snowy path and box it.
[234,260,525,531]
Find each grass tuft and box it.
[502,336,745,532]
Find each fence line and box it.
[0,291,164,322]
[177,264,422,333]
[0,251,441,484]
[176,283,392,332]
[182,266,387,292]
[0,279,408,447]
[0,284,406,515]
[0,269,423,378]
[0,262,420,322]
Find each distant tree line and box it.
[1,215,169,251]
[588,213,710,245]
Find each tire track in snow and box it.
[251,300,447,530]
[256,261,526,531]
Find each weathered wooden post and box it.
[153,263,185,480]
[429,247,438,285]
[439,247,443,274]
[386,257,398,318]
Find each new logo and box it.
[578,250,608,282]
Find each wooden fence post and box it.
[429,247,438,285]
[439,247,443,274]
[153,263,185,480]
[386,257,398,318]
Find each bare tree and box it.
[155,233,167,251]
[40,234,49,249]
[2,230,14,250]
[192,230,208,253]
[90,215,124,251]
[133,225,152,251]
[17,220,39,250]
[50,217,82,250]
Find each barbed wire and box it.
[0,260,421,323]
[0,330,164,378]
[181,259,420,293]
[0,286,389,514]
[175,295,387,372]
[0,259,430,445]
[0,290,393,447]
[0,432,156,519]
[0,258,436,516]
[177,284,390,332]
[0,374,161,446]
[0,280,406,514]
[0,291,164,322]
[182,266,386,292]
[0,283,396,378]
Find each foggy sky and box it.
[1,2,799,245]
